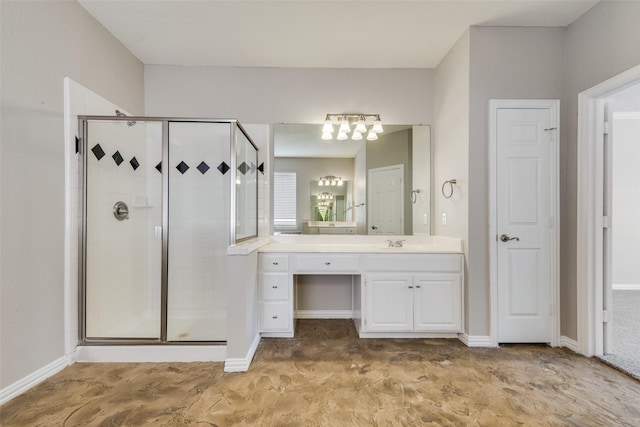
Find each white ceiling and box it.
[79,0,598,69]
[79,0,598,157]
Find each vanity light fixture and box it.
[317,192,334,200]
[321,114,383,141]
[318,175,343,186]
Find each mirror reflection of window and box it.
[273,172,297,232]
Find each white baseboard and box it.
[612,284,640,291]
[458,334,494,347]
[0,355,71,405]
[560,336,579,353]
[224,333,261,373]
[75,345,226,363]
[295,310,353,319]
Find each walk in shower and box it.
[78,116,258,343]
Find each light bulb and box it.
[372,118,384,133]
[355,116,367,133]
[367,129,378,141]
[339,117,351,134]
[318,179,323,186]
[351,131,363,140]
[338,179,343,186]
[322,118,334,134]
[330,180,336,186]
[337,131,348,141]
[322,131,333,140]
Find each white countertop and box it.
[258,235,463,254]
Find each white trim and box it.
[295,310,354,319]
[359,332,459,339]
[560,336,579,353]
[75,345,226,363]
[457,334,494,347]
[612,284,640,291]
[0,355,71,405]
[612,112,640,120]
[577,64,640,357]
[224,333,261,373]
[489,99,560,348]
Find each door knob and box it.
[500,234,519,242]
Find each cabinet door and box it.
[364,274,413,332]
[413,273,462,332]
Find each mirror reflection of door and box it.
[368,164,404,234]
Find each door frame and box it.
[488,99,560,347]
[577,64,640,357]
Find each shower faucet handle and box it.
[113,201,129,221]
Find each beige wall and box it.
[433,29,471,331]
[145,66,434,125]
[467,27,566,336]
[0,1,144,388]
[562,1,640,339]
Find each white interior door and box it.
[496,107,555,343]
[368,165,403,234]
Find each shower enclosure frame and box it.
[77,116,258,345]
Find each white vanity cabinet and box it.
[258,254,293,337]
[257,248,464,339]
[360,254,463,336]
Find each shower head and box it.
[115,109,136,127]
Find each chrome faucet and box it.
[387,239,406,248]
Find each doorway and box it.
[577,64,640,366]
[593,91,640,378]
[367,164,404,234]
[489,99,560,346]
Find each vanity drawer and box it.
[259,254,289,272]
[260,302,290,331]
[260,273,289,300]
[293,254,360,273]
[362,254,463,273]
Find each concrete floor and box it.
[1,319,639,426]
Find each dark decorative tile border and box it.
[176,161,190,174]
[112,151,124,166]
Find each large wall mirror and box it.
[273,124,430,235]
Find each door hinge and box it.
[603,309,610,323]
[601,216,611,229]
[603,121,610,135]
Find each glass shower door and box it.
[166,121,230,341]
[84,120,163,339]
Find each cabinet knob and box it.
[272,262,278,265]
[408,286,413,289]
[272,315,278,319]
[272,285,278,289]
[416,285,421,288]
[325,262,331,265]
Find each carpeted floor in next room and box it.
[1,319,639,426]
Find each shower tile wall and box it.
[167,122,230,341]
[86,121,162,338]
